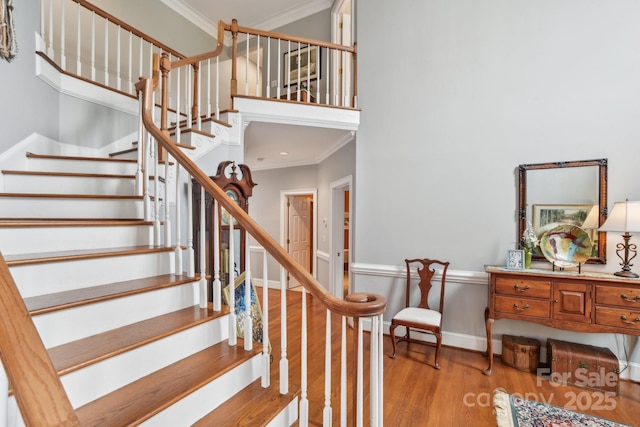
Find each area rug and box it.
[493,390,631,427]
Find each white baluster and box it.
[244,235,252,351]
[212,199,221,311]
[245,33,249,95]
[228,218,237,346]
[280,265,289,394]
[116,26,121,91]
[47,0,53,58]
[255,35,260,96]
[370,315,379,427]
[163,155,171,248]
[323,309,332,427]
[299,287,309,427]
[261,249,270,387]
[206,58,211,118]
[266,37,271,98]
[60,0,65,70]
[315,46,320,103]
[104,19,109,86]
[187,179,195,277]
[176,67,181,142]
[325,47,330,105]
[76,3,81,75]
[286,40,291,98]
[340,316,347,427]
[128,31,133,93]
[377,314,384,426]
[215,57,220,119]
[199,186,207,308]
[356,319,364,427]
[91,11,95,81]
[196,61,201,130]
[0,360,7,427]
[174,164,182,274]
[135,94,144,196]
[296,42,301,101]
[138,37,143,85]
[153,141,161,246]
[40,0,44,46]
[276,40,281,99]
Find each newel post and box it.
[191,62,200,123]
[352,42,358,108]
[158,53,171,138]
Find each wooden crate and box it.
[547,339,619,395]
[501,335,540,372]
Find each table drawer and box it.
[494,295,549,318]
[595,306,640,332]
[495,277,551,298]
[595,285,640,308]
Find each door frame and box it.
[280,189,318,284]
[330,175,352,298]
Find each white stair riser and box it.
[0,225,153,255]
[267,399,299,427]
[140,355,262,427]
[0,197,144,219]
[62,315,228,408]
[27,158,138,175]
[2,174,136,195]
[34,281,199,348]
[10,251,176,297]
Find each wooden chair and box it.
[388,258,450,369]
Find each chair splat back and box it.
[405,258,448,311]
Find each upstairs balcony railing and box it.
[39,0,358,117]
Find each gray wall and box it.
[250,141,355,287]
[0,0,59,152]
[355,0,640,358]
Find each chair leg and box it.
[433,333,442,370]
[388,323,397,358]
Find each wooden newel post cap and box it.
[346,293,371,303]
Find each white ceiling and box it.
[160,0,350,171]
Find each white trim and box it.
[351,262,489,286]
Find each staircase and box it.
[0,151,298,426]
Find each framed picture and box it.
[283,45,320,87]
[222,272,270,353]
[532,204,593,238]
[507,249,525,270]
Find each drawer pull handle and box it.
[513,303,530,311]
[514,284,530,292]
[620,293,640,303]
[621,315,640,325]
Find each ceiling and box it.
[161,0,348,171]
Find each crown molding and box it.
[158,0,218,37]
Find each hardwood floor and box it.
[262,287,640,426]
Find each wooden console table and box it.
[484,266,640,375]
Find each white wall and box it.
[355,0,640,371]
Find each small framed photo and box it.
[506,249,525,270]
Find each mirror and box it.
[518,159,608,264]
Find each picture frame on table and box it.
[506,249,525,270]
[283,45,320,87]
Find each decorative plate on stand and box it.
[539,224,592,268]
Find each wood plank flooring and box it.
[263,288,640,426]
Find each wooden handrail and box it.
[137,77,385,318]
[0,252,80,426]
[71,0,186,59]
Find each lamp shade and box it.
[581,204,600,230]
[599,200,640,233]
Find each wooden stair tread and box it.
[193,380,299,427]
[0,219,151,227]
[75,340,260,426]
[48,304,226,375]
[1,170,135,179]
[26,152,136,163]
[25,273,199,315]
[4,245,176,266]
[0,192,143,199]
[109,147,137,157]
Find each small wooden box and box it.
[547,339,619,395]
[501,335,540,372]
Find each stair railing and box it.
[137,75,386,426]
[0,252,80,426]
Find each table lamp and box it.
[599,200,640,278]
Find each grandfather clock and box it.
[192,161,257,302]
